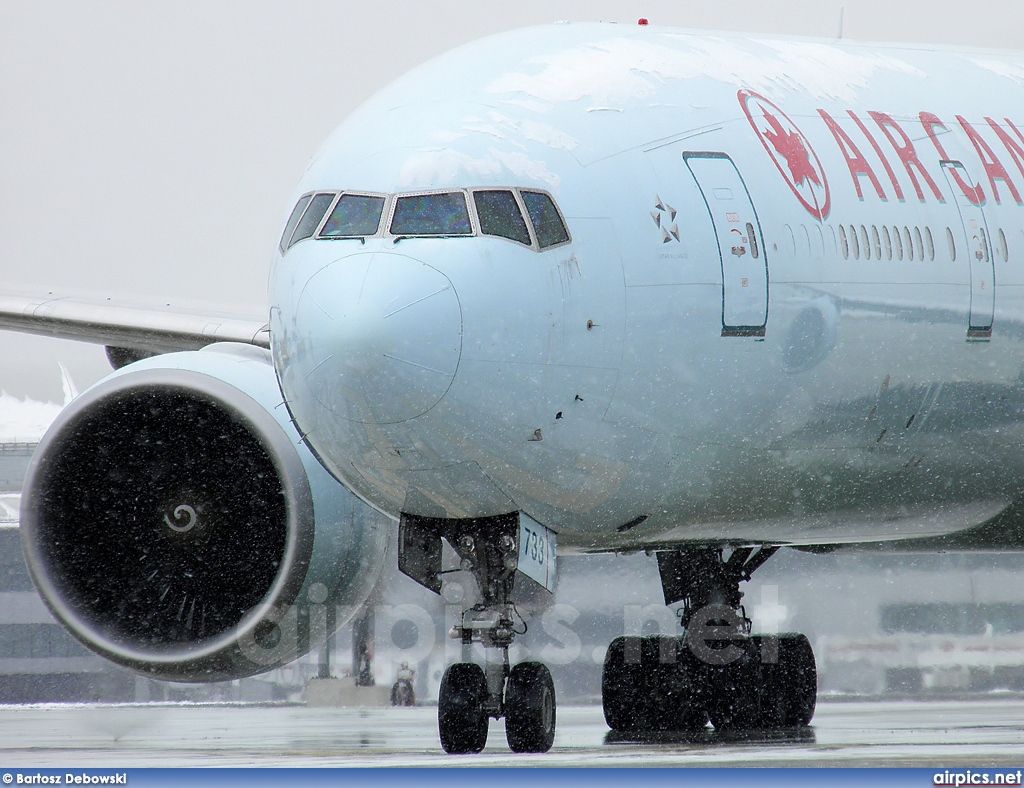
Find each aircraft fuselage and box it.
[270,24,1024,551]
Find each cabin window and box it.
[390,192,473,236]
[998,228,1009,262]
[882,226,892,260]
[319,194,386,238]
[904,227,914,261]
[799,225,811,257]
[288,193,335,249]
[849,225,860,260]
[280,195,313,253]
[860,225,871,260]
[893,226,904,260]
[473,190,532,246]
[839,225,849,259]
[827,225,837,257]
[783,224,796,256]
[521,191,570,249]
[871,226,881,260]
[914,227,924,261]
[747,222,760,259]
[925,227,935,261]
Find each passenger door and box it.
[684,153,769,337]
[941,160,994,339]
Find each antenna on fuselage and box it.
[837,6,845,39]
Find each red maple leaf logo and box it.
[761,109,821,188]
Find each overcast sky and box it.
[2,0,1024,400]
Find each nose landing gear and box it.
[602,546,816,734]
[426,518,556,754]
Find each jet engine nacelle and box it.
[20,344,390,682]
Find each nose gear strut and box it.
[399,514,556,754]
[446,522,520,720]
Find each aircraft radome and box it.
[4,20,1024,754]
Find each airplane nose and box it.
[296,252,462,424]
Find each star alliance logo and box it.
[651,196,680,243]
[739,89,831,221]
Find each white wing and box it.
[0,292,270,356]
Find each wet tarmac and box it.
[1,698,1023,767]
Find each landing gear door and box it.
[684,152,769,337]
[941,160,994,339]
[518,513,556,593]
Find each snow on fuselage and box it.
[270,23,1024,551]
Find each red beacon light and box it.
[638,18,649,25]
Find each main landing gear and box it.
[399,514,556,755]
[602,546,816,734]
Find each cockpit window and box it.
[282,187,569,253]
[279,195,313,253]
[390,192,472,236]
[287,192,335,249]
[319,194,386,238]
[473,190,531,246]
[520,191,570,249]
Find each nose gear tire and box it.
[438,663,489,754]
[505,661,557,753]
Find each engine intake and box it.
[21,346,387,681]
